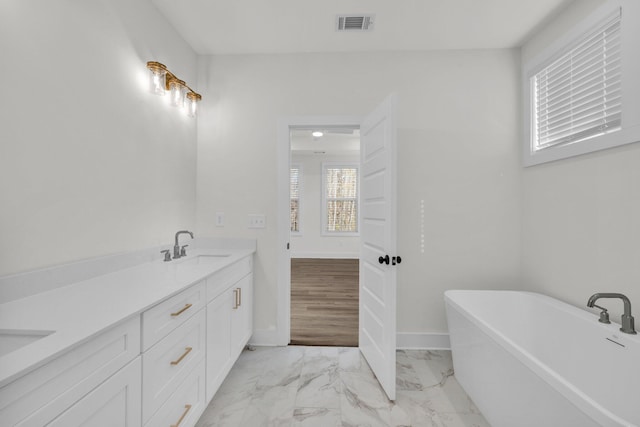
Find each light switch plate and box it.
[248,214,266,229]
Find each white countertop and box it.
[0,248,254,388]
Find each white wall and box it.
[521,0,640,322]
[290,152,360,258]
[7,0,635,343]
[0,0,198,276]
[196,50,522,338]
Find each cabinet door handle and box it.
[237,287,242,307]
[170,303,193,317]
[233,289,239,309]
[170,347,193,365]
[170,404,192,427]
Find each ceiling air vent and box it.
[336,14,375,32]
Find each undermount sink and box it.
[0,329,55,358]
[179,254,231,266]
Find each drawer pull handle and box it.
[171,303,193,317]
[170,347,193,365]
[170,404,192,427]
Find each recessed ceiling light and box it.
[312,131,324,137]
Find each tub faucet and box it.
[173,230,194,259]
[587,293,636,334]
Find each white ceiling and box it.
[151,0,575,55]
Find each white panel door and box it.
[359,93,398,401]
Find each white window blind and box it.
[532,11,622,151]
[323,165,358,233]
[290,166,300,233]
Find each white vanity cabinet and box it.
[205,256,253,402]
[0,317,141,426]
[145,358,206,427]
[46,358,141,427]
[0,247,255,427]
[141,281,207,426]
[205,288,233,402]
[141,281,206,351]
[231,273,253,358]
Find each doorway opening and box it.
[289,127,361,346]
[277,95,398,400]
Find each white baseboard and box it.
[396,332,450,350]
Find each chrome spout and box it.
[587,293,636,334]
[173,230,194,259]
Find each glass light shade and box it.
[146,62,167,95]
[185,92,201,118]
[169,79,187,107]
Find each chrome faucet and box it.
[173,230,194,259]
[587,293,637,334]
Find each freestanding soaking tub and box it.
[445,290,639,427]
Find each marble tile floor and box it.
[195,346,490,427]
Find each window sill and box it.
[523,124,640,167]
[321,232,360,237]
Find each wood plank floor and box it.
[290,258,359,347]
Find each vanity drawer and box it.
[142,309,205,423]
[142,281,205,351]
[144,358,206,427]
[0,316,140,426]
[47,357,141,427]
[206,256,252,302]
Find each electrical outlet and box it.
[215,212,224,227]
[248,214,266,229]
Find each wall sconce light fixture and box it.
[146,61,202,117]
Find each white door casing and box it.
[359,93,398,401]
[276,115,363,346]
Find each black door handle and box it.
[392,256,402,265]
[378,255,390,265]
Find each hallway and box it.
[290,258,359,346]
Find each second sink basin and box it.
[0,329,55,358]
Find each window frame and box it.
[321,162,360,236]
[522,1,640,167]
[290,163,303,235]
